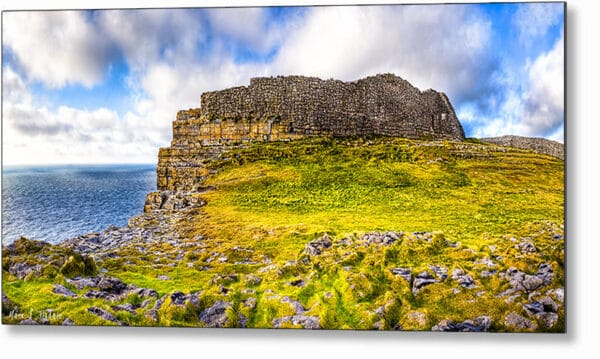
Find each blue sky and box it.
[1,3,564,165]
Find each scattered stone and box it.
[429,265,448,281]
[480,270,497,278]
[273,315,320,329]
[390,268,412,284]
[413,271,437,294]
[281,296,306,315]
[198,300,232,328]
[288,278,306,287]
[305,234,332,256]
[243,297,257,309]
[452,268,476,288]
[129,287,158,298]
[97,276,128,295]
[19,319,39,325]
[62,318,75,326]
[546,287,564,303]
[9,263,42,279]
[83,290,120,302]
[516,239,537,254]
[170,291,187,306]
[536,312,559,328]
[87,306,121,324]
[474,257,496,268]
[504,312,538,331]
[431,316,491,332]
[112,303,137,314]
[52,284,77,298]
[244,274,262,286]
[156,275,170,281]
[65,276,101,290]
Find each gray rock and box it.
[198,300,232,328]
[546,287,564,303]
[504,312,538,330]
[169,291,187,306]
[157,275,170,281]
[521,275,544,292]
[112,303,137,314]
[272,315,320,329]
[87,306,121,324]
[19,319,39,325]
[97,276,128,295]
[52,284,77,298]
[281,296,306,315]
[431,316,491,332]
[288,278,306,287]
[62,318,75,326]
[413,271,437,293]
[390,267,412,284]
[9,263,42,279]
[452,268,476,288]
[129,287,158,298]
[304,234,332,256]
[516,239,536,254]
[429,265,448,281]
[536,312,559,328]
[83,290,120,302]
[65,276,101,290]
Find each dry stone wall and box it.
[154,74,466,193]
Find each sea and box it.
[1,164,156,245]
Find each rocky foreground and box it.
[2,200,564,331]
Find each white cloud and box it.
[522,32,564,139]
[3,11,110,88]
[207,8,282,53]
[98,9,203,71]
[272,5,493,103]
[513,3,563,45]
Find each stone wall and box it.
[155,74,466,193]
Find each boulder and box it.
[390,268,412,284]
[431,316,491,332]
[87,306,122,325]
[52,284,77,298]
[413,271,437,293]
[198,300,232,328]
[504,312,538,331]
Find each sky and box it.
[1,3,565,165]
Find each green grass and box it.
[2,137,564,331]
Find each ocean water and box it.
[1,164,156,244]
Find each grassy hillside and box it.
[2,137,564,331]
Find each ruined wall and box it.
[154,74,466,193]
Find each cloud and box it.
[272,5,494,105]
[3,11,111,88]
[98,9,203,71]
[522,32,564,138]
[459,32,564,142]
[513,3,563,45]
[206,8,282,54]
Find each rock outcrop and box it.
[480,135,564,159]
[154,74,465,193]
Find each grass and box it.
[2,136,564,331]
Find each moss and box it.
[59,254,97,278]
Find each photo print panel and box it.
[1,2,565,332]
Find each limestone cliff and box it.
[154,74,465,194]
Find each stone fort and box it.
[155,74,466,193]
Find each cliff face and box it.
[155,74,465,193]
